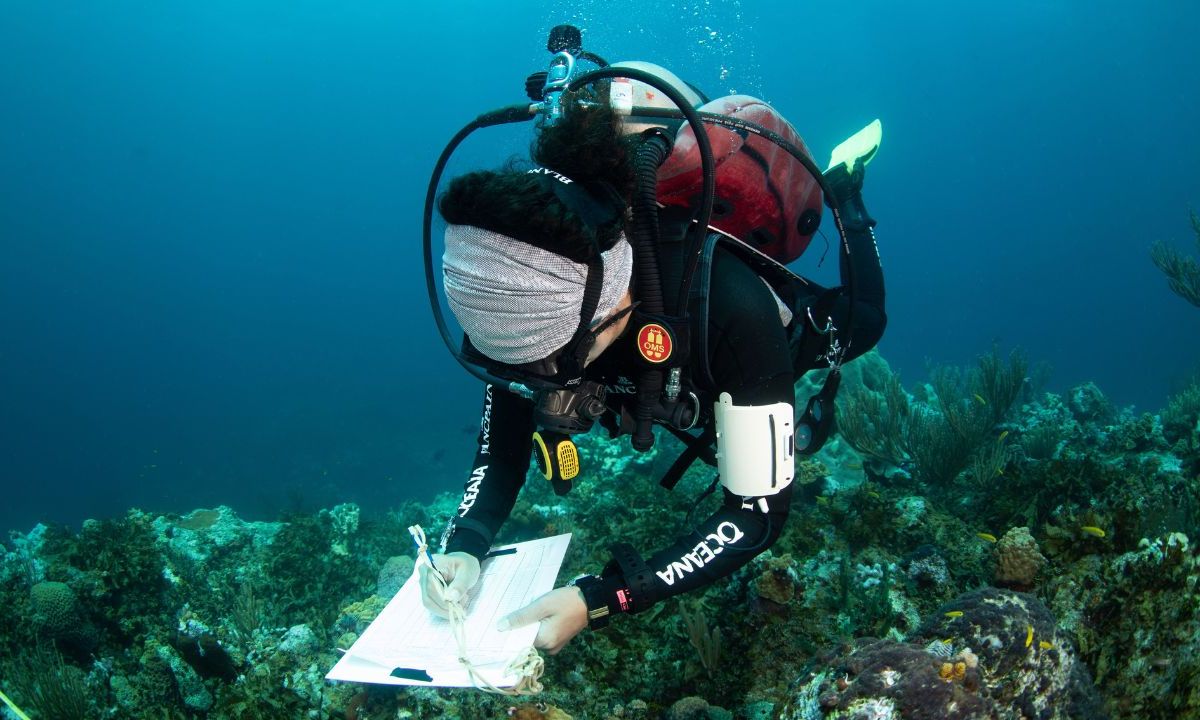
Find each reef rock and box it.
[781,587,1105,720]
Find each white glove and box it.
[418,551,481,618]
[497,586,589,655]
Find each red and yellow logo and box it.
[637,323,672,363]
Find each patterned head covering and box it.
[442,223,634,364]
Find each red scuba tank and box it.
[656,95,823,265]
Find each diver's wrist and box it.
[569,574,632,630]
[442,525,490,561]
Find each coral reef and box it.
[0,347,1196,719]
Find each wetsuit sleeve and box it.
[790,187,886,366]
[595,251,796,611]
[439,384,535,560]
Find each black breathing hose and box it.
[422,103,537,393]
[628,133,674,451]
[579,51,609,67]
[567,66,717,453]
[631,134,672,315]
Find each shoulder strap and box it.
[686,232,721,391]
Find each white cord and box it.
[408,525,544,695]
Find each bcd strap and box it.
[557,256,605,375]
[605,542,658,613]
[658,425,716,491]
[687,232,721,390]
[530,169,626,248]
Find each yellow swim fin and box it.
[826,119,883,174]
[0,689,32,720]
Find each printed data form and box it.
[326,533,571,687]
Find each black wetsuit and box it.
[440,211,886,620]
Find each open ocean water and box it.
[2,0,1198,532]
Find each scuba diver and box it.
[419,25,886,655]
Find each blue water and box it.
[2,0,1198,533]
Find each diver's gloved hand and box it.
[418,551,481,618]
[822,158,866,210]
[496,586,588,655]
[525,71,549,101]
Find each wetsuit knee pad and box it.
[714,392,795,497]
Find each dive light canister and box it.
[532,430,581,496]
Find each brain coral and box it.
[30,581,78,636]
[30,580,95,653]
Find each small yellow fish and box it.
[1039,640,1053,650]
[1081,526,1106,538]
[847,462,863,470]
[999,430,1009,440]
[942,637,955,644]
[1025,625,1034,648]
[974,394,987,405]
[816,496,829,505]
[977,532,997,543]
[866,491,881,499]
[944,610,963,618]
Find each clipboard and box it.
[325,533,571,687]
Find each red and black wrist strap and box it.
[603,542,659,614]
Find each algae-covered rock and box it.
[664,695,732,720]
[115,648,180,714]
[753,553,798,605]
[1045,532,1199,719]
[508,703,575,720]
[376,554,415,598]
[782,588,1105,720]
[155,642,212,712]
[278,623,319,656]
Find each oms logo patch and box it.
[637,323,671,363]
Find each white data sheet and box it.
[326,533,571,687]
